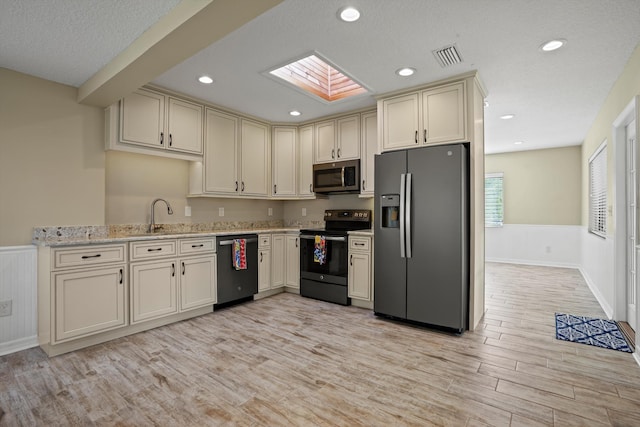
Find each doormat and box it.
[555,313,633,353]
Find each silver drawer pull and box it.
[81,254,101,259]
[355,242,365,246]
[147,248,163,252]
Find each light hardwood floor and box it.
[1,262,640,426]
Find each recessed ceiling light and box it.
[198,75,213,84]
[289,110,301,117]
[540,39,566,52]
[500,114,515,120]
[396,67,415,77]
[514,141,524,145]
[338,7,360,22]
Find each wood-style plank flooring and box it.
[2,262,640,426]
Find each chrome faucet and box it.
[149,198,173,233]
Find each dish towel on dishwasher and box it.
[233,238,247,270]
[314,235,326,265]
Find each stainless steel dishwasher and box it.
[215,234,258,307]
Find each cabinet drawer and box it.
[349,237,371,251]
[179,237,216,255]
[258,234,271,249]
[130,240,177,261]
[53,244,126,269]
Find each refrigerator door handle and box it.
[400,173,406,258]
[406,172,412,258]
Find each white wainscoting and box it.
[579,228,615,318]
[485,224,582,268]
[0,245,38,356]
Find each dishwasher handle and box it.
[219,238,258,246]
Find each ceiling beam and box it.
[77,0,284,107]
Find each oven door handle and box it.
[299,234,346,242]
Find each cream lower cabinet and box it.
[271,234,285,289]
[258,234,272,291]
[53,265,126,343]
[348,235,373,302]
[130,238,216,324]
[285,235,300,289]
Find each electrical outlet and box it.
[184,206,192,217]
[0,300,12,317]
[302,208,307,217]
[218,207,225,217]
[268,207,273,216]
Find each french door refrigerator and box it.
[374,143,469,333]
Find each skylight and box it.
[269,54,367,102]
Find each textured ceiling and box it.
[2,0,640,154]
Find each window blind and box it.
[485,173,504,227]
[589,142,607,237]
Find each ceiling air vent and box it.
[433,44,463,67]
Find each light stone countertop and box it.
[32,224,303,247]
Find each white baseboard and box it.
[578,267,614,319]
[485,257,580,269]
[0,335,38,357]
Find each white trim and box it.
[485,172,503,178]
[578,266,614,319]
[0,335,38,357]
[588,139,607,163]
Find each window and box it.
[589,141,607,237]
[485,173,504,227]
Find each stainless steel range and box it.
[299,209,372,305]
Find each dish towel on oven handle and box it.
[233,238,247,270]
[314,235,326,265]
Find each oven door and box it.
[299,233,348,285]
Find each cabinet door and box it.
[314,120,336,163]
[120,89,165,148]
[360,112,377,196]
[167,97,203,154]
[258,249,272,291]
[285,235,300,289]
[240,119,270,196]
[298,125,314,196]
[421,82,466,144]
[336,115,360,160]
[382,92,420,151]
[348,251,371,300]
[271,235,285,288]
[204,108,239,194]
[53,265,126,343]
[180,255,216,311]
[272,127,297,197]
[131,260,178,324]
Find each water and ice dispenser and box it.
[380,194,400,228]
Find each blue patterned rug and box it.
[555,313,633,353]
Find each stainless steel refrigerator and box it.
[374,143,469,333]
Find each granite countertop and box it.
[32,223,307,247]
[348,229,374,237]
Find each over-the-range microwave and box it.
[312,159,360,194]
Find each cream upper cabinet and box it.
[314,120,336,163]
[167,97,204,154]
[240,119,270,196]
[204,108,239,194]
[272,126,297,197]
[119,88,203,155]
[360,111,377,196]
[380,82,466,151]
[298,125,314,197]
[336,114,360,161]
[285,235,300,289]
[314,115,360,163]
[421,82,466,144]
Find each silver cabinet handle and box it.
[309,183,313,193]
[355,242,365,246]
[337,148,341,158]
[331,149,335,159]
[362,179,366,191]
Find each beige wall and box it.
[0,68,105,246]
[581,43,640,232]
[485,146,582,225]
